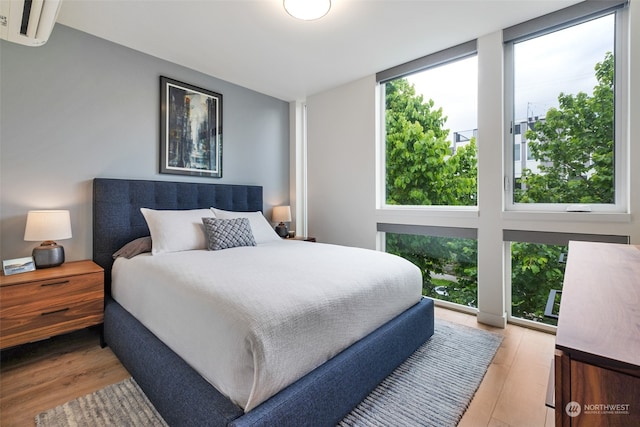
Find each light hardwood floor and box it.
[436,307,557,427]
[0,307,556,427]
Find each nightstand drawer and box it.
[0,298,104,348]
[0,260,105,349]
[0,272,103,309]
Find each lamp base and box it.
[275,223,289,238]
[32,243,65,268]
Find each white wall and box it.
[306,1,640,327]
[306,76,377,249]
[0,25,290,262]
[628,0,640,240]
[475,31,507,327]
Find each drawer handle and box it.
[41,308,70,316]
[41,280,70,287]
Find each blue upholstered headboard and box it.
[93,178,263,290]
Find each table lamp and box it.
[272,206,292,238]
[24,210,72,268]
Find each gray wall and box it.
[0,25,290,262]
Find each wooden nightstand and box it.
[0,260,104,350]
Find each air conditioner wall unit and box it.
[0,0,63,47]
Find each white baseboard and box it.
[477,311,507,328]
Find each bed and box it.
[93,178,434,426]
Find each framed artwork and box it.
[160,76,223,178]
[2,257,35,275]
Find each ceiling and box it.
[57,0,582,102]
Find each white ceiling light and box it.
[283,0,331,21]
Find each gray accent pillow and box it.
[112,236,152,259]
[202,217,257,251]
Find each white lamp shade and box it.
[284,0,331,20]
[272,206,292,223]
[24,210,72,242]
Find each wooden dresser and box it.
[0,260,104,349]
[554,241,640,426]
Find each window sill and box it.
[377,206,479,218]
[501,211,631,223]
[376,206,479,226]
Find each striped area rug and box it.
[339,319,503,426]
[35,377,167,427]
[36,319,502,427]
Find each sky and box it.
[408,55,477,140]
[405,13,614,142]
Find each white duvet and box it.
[111,240,422,411]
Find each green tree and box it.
[385,79,477,206]
[386,233,478,307]
[515,52,615,204]
[511,242,565,324]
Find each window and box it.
[504,3,628,211]
[525,143,535,161]
[510,241,567,327]
[378,42,478,207]
[504,230,628,328]
[379,224,477,308]
[372,1,630,332]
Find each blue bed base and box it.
[93,178,435,426]
[105,297,434,426]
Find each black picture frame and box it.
[160,76,223,178]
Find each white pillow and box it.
[210,208,281,244]
[140,208,215,254]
